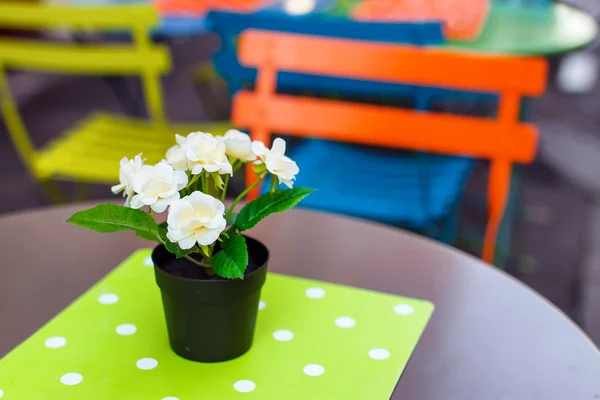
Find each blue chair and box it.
[205,10,445,96]
[205,10,498,106]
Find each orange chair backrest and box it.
[232,29,547,264]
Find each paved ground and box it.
[1,28,599,344]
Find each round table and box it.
[0,202,599,399]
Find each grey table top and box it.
[0,201,599,399]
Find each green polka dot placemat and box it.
[0,250,434,399]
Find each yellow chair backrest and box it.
[0,2,170,175]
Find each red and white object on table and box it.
[352,0,491,41]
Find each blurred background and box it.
[1,0,599,343]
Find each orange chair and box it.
[232,29,547,264]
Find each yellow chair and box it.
[0,3,230,202]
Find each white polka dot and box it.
[258,300,266,310]
[0,389,4,398]
[305,287,325,299]
[98,293,119,304]
[272,329,294,341]
[161,397,179,400]
[136,358,158,370]
[303,364,325,376]
[116,324,137,336]
[60,372,83,385]
[394,304,414,315]
[45,336,67,348]
[369,348,390,360]
[233,380,256,392]
[143,256,154,267]
[335,316,356,328]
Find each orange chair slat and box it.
[233,91,538,163]
[238,30,547,96]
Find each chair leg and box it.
[494,168,522,268]
[40,180,68,204]
[439,207,460,245]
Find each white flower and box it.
[111,153,144,206]
[223,129,256,162]
[185,132,232,176]
[130,162,188,213]
[252,138,299,188]
[165,134,189,170]
[166,191,226,249]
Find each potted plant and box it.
[67,130,313,362]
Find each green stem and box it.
[221,174,230,202]
[270,177,277,193]
[184,255,213,269]
[224,175,265,222]
[202,172,209,193]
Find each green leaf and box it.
[66,204,160,242]
[236,187,315,232]
[212,172,225,190]
[158,223,195,259]
[212,234,248,279]
[136,230,159,241]
[199,245,211,258]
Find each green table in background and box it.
[449,3,597,55]
[329,1,597,55]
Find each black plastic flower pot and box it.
[152,236,269,363]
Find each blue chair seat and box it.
[265,139,474,231]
